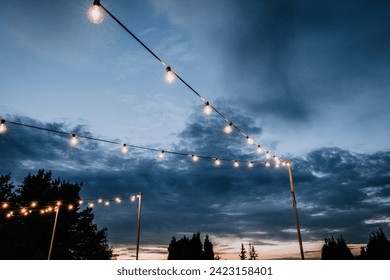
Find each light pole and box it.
[287,162,305,260]
[131,192,142,260]
[48,204,60,260]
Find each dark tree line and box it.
[0,170,112,259]
[239,242,259,260]
[167,232,215,260]
[321,229,390,260]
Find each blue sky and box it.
[1,0,390,259]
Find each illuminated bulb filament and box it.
[164,66,176,84]
[257,145,263,154]
[192,155,199,162]
[88,203,94,208]
[0,120,7,134]
[265,162,271,167]
[203,102,213,116]
[159,150,165,159]
[98,198,103,203]
[248,161,254,168]
[2,203,9,209]
[68,205,74,210]
[233,160,239,168]
[105,201,110,206]
[115,197,121,203]
[121,144,129,155]
[131,196,136,202]
[215,158,221,166]
[224,123,233,134]
[246,136,254,145]
[31,202,37,208]
[265,151,271,159]
[70,134,79,146]
[87,4,105,24]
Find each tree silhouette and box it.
[360,228,390,260]
[249,242,259,260]
[0,170,112,259]
[321,235,353,260]
[167,232,215,260]
[239,243,247,260]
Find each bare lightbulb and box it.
[224,123,233,134]
[0,120,7,134]
[203,102,212,116]
[164,67,175,84]
[121,144,129,155]
[70,134,79,146]
[87,4,105,24]
[233,160,239,168]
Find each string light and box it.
[115,197,121,203]
[104,201,110,206]
[159,150,165,159]
[88,203,94,208]
[257,145,263,154]
[224,123,233,134]
[2,119,288,170]
[246,136,254,145]
[83,2,290,165]
[233,160,239,168]
[69,134,79,146]
[68,204,74,210]
[98,198,103,203]
[31,202,37,208]
[121,144,129,155]
[87,1,105,24]
[265,162,271,167]
[203,102,213,116]
[0,120,7,134]
[248,161,254,168]
[2,202,8,209]
[214,158,221,166]
[164,66,175,84]
[191,155,199,162]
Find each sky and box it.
[0,0,390,259]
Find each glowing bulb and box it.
[70,134,79,146]
[87,3,105,24]
[275,163,280,168]
[40,210,45,215]
[6,213,12,218]
[0,120,7,134]
[79,200,83,205]
[121,144,129,155]
[248,161,254,168]
[31,202,37,208]
[21,208,27,214]
[2,202,8,209]
[131,195,136,202]
[274,156,281,164]
[98,198,103,203]
[265,151,271,159]
[48,207,53,212]
[115,197,121,203]
[164,66,176,84]
[56,201,62,206]
[224,123,233,134]
[192,155,199,162]
[88,203,94,208]
[159,150,165,159]
[233,160,239,168]
[214,158,221,166]
[265,162,271,167]
[257,145,263,154]
[68,204,74,210]
[246,136,254,145]
[286,161,291,167]
[282,161,287,167]
[203,102,213,116]
[104,201,110,206]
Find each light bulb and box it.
[257,145,263,154]
[121,144,129,155]
[265,162,271,167]
[224,123,233,134]
[233,160,239,168]
[246,136,254,145]
[68,204,74,210]
[214,158,221,166]
[79,200,83,205]
[31,202,37,208]
[203,102,213,116]
[192,155,199,162]
[248,161,254,168]
[115,197,121,203]
[105,201,110,206]
[40,210,45,215]
[88,203,94,208]
[98,198,103,203]
[2,202,8,209]
[0,120,7,134]
[87,3,105,24]
[164,66,175,84]
[159,150,165,159]
[282,161,287,167]
[70,134,79,146]
[6,213,12,218]
[56,201,62,206]
[265,151,271,159]
[131,195,136,202]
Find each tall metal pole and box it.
[135,192,142,260]
[48,206,60,260]
[287,162,305,260]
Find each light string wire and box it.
[94,1,283,160]
[1,119,288,168]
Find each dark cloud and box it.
[1,113,390,258]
